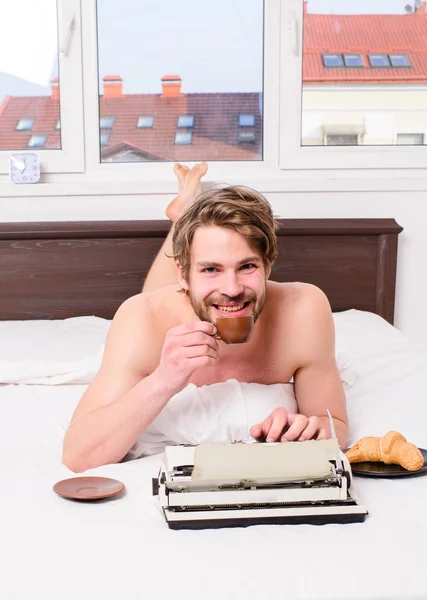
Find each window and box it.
[396,133,424,145]
[28,134,48,148]
[322,54,343,67]
[100,116,115,129]
[96,0,263,163]
[0,0,84,174]
[137,116,155,128]
[368,54,390,67]
[389,54,411,67]
[100,133,110,146]
[174,131,192,144]
[286,0,427,170]
[16,118,35,131]
[177,115,195,128]
[3,0,427,192]
[239,114,255,127]
[343,54,363,68]
[325,134,359,146]
[238,131,256,143]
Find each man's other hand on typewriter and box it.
[250,407,328,443]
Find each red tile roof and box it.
[99,92,261,161]
[303,2,427,83]
[0,95,61,150]
[0,89,261,160]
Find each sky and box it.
[0,0,423,92]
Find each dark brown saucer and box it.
[348,447,427,478]
[53,476,125,500]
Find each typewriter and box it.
[152,438,368,530]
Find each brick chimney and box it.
[303,1,308,14]
[161,75,182,97]
[103,75,123,98]
[51,77,59,100]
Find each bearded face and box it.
[177,226,270,325]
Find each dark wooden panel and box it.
[0,237,165,320]
[0,219,403,322]
[272,234,378,314]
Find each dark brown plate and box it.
[53,476,125,500]
[348,448,427,478]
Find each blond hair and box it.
[172,186,279,281]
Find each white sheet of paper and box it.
[192,439,339,481]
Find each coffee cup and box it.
[215,315,254,344]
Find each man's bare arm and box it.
[62,295,171,472]
[293,285,349,448]
[62,295,219,473]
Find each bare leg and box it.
[141,162,208,293]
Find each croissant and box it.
[345,431,424,471]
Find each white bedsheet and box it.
[1,310,427,600]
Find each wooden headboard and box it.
[0,219,403,323]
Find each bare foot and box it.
[167,162,208,221]
[173,163,190,193]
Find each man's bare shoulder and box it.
[267,281,335,365]
[267,280,331,315]
[114,284,187,331]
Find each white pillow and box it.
[0,316,111,385]
[0,310,368,387]
[333,308,413,357]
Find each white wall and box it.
[0,187,424,346]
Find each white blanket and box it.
[1,310,427,600]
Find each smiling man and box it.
[63,164,348,473]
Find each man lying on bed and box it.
[62,163,348,473]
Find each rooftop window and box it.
[389,54,411,67]
[100,116,115,129]
[238,131,256,143]
[239,114,255,127]
[16,118,35,131]
[325,134,358,146]
[175,131,193,144]
[396,133,424,145]
[368,54,390,68]
[322,54,343,68]
[100,132,110,146]
[177,115,195,128]
[137,115,154,129]
[343,54,363,68]
[55,119,61,130]
[27,134,48,148]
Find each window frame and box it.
[0,0,84,176]
[322,54,344,68]
[342,54,364,68]
[279,0,427,171]
[389,53,411,68]
[136,115,155,129]
[15,118,35,132]
[99,116,115,129]
[176,115,195,128]
[1,0,427,196]
[396,133,425,145]
[79,0,277,186]
[28,134,49,148]
[368,53,391,68]
[174,131,193,145]
[239,114,256,127]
